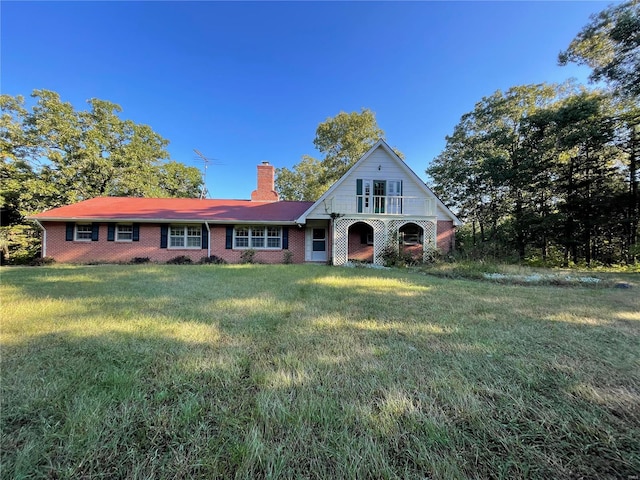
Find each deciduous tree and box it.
[559,0,640,99]
[276,108,402,200]
[0,89,203,263]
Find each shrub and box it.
[30,256,56,266]
[1,225,41,265]
[283,250,294,264]
[380,232,429,267]
[240,249,256,264]
[167,255,192,265]
[200,255,227,265]
[131,257,150,264]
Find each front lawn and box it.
[1,264,638,479]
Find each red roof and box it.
[30,197,314,224]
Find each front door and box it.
[387,180,402,214]
[373,180,386,213]
[311,228,327,262]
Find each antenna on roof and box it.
[193,149,226,199]
[194,149,210,199]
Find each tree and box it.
[427,84,560,259]
[154,161,205,198]
[0,89,203,263]
[313,108,384,182]
[275,108,401,200]
[552,91,621,265]
[560,1,640,262]
[275,155,329,202]
[559,0,640,99]
[428,83,634,265]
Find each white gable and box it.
[297,140,460,224]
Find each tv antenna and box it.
[193,149,224,199]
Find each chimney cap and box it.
[261,161,270,165]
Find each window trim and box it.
[400,226,423,246]
[115,224,133,242]
[168,224,202,249]
[75,223,93,241]
[233,225,282,250]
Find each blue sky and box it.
[2,1,608,200]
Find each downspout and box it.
[205,221,211,257]
[33,219,47,258]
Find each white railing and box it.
[324,195,435,216]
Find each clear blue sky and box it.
[2,1,608,200]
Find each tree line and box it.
[1,90,203,263]
[274,2,638,266]
[2,2,637,266]
[427,1,638,266]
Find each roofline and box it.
[26,216,301,225]
[295,139,462,225]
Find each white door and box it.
[311,228,327,262]
[387,180,402,214]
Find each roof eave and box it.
[27,216,302,225]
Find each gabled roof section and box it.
[296,139,461,225]
[29,197,314,224]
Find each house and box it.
[28,140,461,265]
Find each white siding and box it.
[305,146,438,219]
[436,204,454,221]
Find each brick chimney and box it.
[251,161,280,202]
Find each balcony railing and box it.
[324,195,435,216]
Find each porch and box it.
[332,217,437,266]
[324,195,435,216]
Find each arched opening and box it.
[347,221,374,262]
[399,222,424,261]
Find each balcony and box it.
[324,195,435,216]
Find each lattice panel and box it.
[387,220,436,262]
[372,220,388,265]
[333,218,386,265]
[333,218,437,265]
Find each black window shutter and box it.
[160,225,168,248]
[107,224,115,241]
[356,179,363,213]
[91,223,99,241]
[282,227,289,249]
[66,223,74,241]
[132,224,140,242]
[201,225,208,250]
[225,226,233,249]
[400,180,403,214]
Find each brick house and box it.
[29,140,461,265]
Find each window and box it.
[367,233,374,245]
[186,226,201,247]
[235,227,249,248]
[234,226,281,249]
[364,181,371,210]
[252,227,265,248]
[75,224,93,241]
[169,225,201,249]
[116,224,133,241]
[400,226,423,245]
[267,227,281,248]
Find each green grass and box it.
[1,264,638,479]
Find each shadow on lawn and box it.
[2,264,639,478]
[3,323,638,479]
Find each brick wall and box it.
[347,231,374,262]
[43,220,455,263]
[437,220,455,252]
[43,222,306,264]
